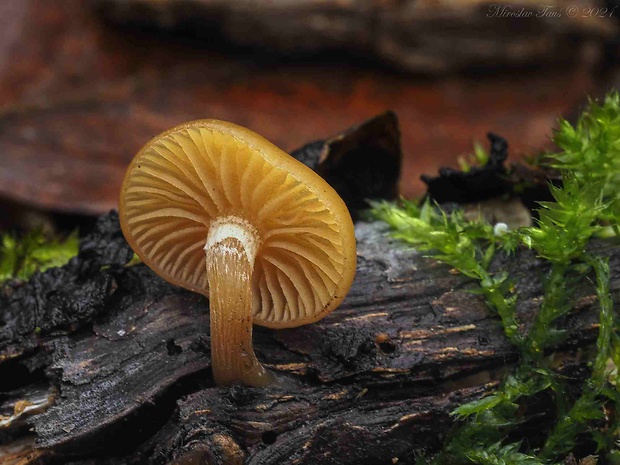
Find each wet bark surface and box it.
[1,211,618,464]
[94,0,616,73]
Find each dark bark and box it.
[291,111,401,218]
[0,211,618,464]
[93,0,616,74]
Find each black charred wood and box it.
[0,212,618,464]
[292,111,402,218]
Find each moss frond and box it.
[372,91,620,464]
[0,229,78,283]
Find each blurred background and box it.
[0,0,619,231]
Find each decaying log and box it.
[93,0,617,74]
[0,210,618,464]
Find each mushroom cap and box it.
[119,120,356,328]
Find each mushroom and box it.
[119,120,356,386]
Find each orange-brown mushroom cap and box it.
[119,120,356,328]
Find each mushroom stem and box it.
[205,218,274,387]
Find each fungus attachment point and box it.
[120,120,356,387]
[205,217,274,386]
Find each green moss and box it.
[124,252,142,267]
[373,91,620,464]
[0,229,79,283]
[458,140,490,173]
